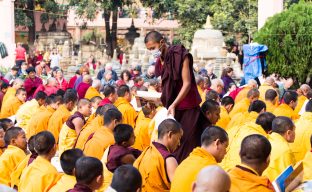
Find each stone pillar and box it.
[0,0,16,68]
[258,0,283,29]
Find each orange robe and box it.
[170,147,217,192]
[49,174,76,192]
[10,154,31,188]
[264,100,277,113]
[133,114,152,151]
[15,99,40,129]
[19,156,61,192]
[303,150,312,181]
[114,97,138,128]
[294,95,306,115]
[229,164,274,192]
[26,106,55,139]
[0,145,26,186]
[133,143,171,192]
[197,86,206,106]
[226,111,258,130]
[48,105,71,142]
[2,87,16,105]
[84,87,102,100]
[75,115,103,150]
[229,98,250,118]
[273,103,299,120]
[83,126,114,159]
[0,97,23,118]
[235,87,251,103]
[216,106,231,130]
[259,84,274,101]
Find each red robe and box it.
[77,82,90,99]
[24,76,43,100]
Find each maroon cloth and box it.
[27,153,38,166]
[106,144,141,172]
[77,82,91,99]
[68,75,78,89]
[160,45,201,110]
[33,85,58,97]
[98,98,112,107]
[133,83,142,89]
[24,76,43,100]
[152,142,175,160]
[229,87,244,100]
[68,184,92,192]
[56,78,68,91]
[66,111,86,130]
[0,77,9,85]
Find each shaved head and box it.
[95,104,117,116]
[12,78,24,89]
[247,88,260,99]
[264,77,274,86]
[144,31,163,43]
[92,79,101,89]
[248,79,258,88]
[248,100,266,113]
[77,98,91,108]
[192,165,230,192]
[83,75,92,83]
[300,84,311,96]
[47,77,57,86]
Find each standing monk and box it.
[145,31,203,162]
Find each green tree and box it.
[68,0,132,57]
[254,2,312,83]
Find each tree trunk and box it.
[111,9,118,57]
[25,0,35,44]
[104,9,112,57]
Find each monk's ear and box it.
[215,139,221,148]
[96,174,103,184]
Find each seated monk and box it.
[98,85,118,106]
[26,94,62,139]
[77,75,92,99]
[200,99,221,126]
[294,84,311,115]
[192,165,230,192]
[229,88,259,118]
[171,126,229,192]
[74,104,116,150]
[114,85,138,128]
[2,78,23,106]
[33,77,59,97]
[264,89,278,113]
[206,90,220,102]
[221,112,275,171]
[259,77,275,101]
[49,149,84,192]
[229,134,274,192]
[234,79,258,103]
[216,96,234,130]
[85,79,102,100]
[48,89,78,142]
[0,127,27,186]
[83,108,122,159]
[101,124,141,190]
[90,96,102,116]
[227,100,266,130]
[23,67,43,100]
[263,116,296,181]
[133,119,183,192]
[0,88,26,118]
[58,99,92,155]
[303,135,312,181]
[15,91,47,129]
[273,91,299,120]
[19,131,61,191]
[290,99,312,162]
[196,75,206,106]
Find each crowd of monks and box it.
[0,37,312,192]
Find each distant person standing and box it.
[15,43,27,69]
[49,48,62,69]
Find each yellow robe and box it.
[58,123,78,156]
[229,98,250,118]
[197,86,205,106]
[170,147,217,192]
[75,115,103,150]
[114,97,138,128]
[265,100,277,113]
[10,154,31,188]
[229,164,274,192]
[100,146,113,191]
[2,87,16,105]
[220,122,268,171]
[26,106,55,139]
[48,105,71,142]
[0,145,26,186]
[15,99,40,129]
[259,84,274,101]
[84,87,102,100]
[273,103,299,120]
[83,126,114,159]
[235,87,251,103]
[0,97,23,118]
[226,111,258,130]
[294,95,306,115]
[19,156,61,192]
[133,114,152,151]
[216,106,231,130]
[49,174,76,192]
[133,143,171,192]
[303,150,312,181]
[263,132,296,181]
[290,112,312,162]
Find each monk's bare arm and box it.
[120,154,136,165]
[166,157,178,182]
[168,56,191,115]
[72,118,85,135]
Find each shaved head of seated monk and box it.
[201,99,221,125]
[77,99,92,118]
[99,85,117,106]
[0,126,5,151]
[300,84,311,97]
[0,118,14,131]
[201,126,229,163]
[109,165,142,192]
[210,79,224,94]
[90,96,102,111]
[142,103,157,119]
[248,100,266,114]
[4,127,27,152]
[192,165,230,192]
[34,91,47,106]
[118,85,132,102]
[272,116,296,143]
[283,91,298,110]
[46,77,57,87]
[82,75,92,85]
[16,88,27,103]
[64,89,78,111]
[265,89,278,104]
[221,96,234,113]
[92,79,101,92]
[95,104,117,117]
[12,78,24,89]
[70,157,103,192]
[34,131,56,160]
[206,90,220,102]
[255,112,276,134]
[45,94,62,110]
[104,108,122,129]
[247,88,260,103]
[60,148,84,176]
[247,79,258,89]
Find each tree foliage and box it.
[254,2,312,83]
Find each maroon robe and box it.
[68,183,92,192]
[24,76,43,100]
[77,82,91,99]
[98,98,113,107]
